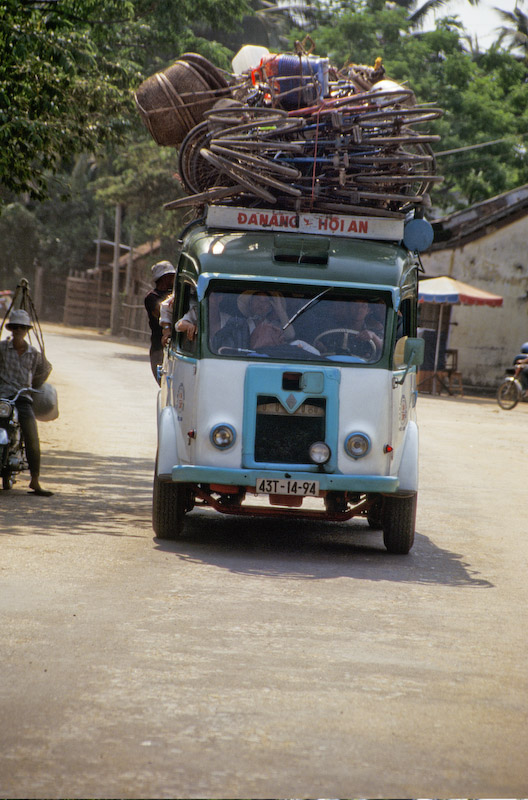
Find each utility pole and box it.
[110,203,122,335]
[125,223,134,296]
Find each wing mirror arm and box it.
[394,357,414,386]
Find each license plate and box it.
[255,477,319,496]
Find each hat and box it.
[237,290,256,317]
[6,309,33,329]
[237,290,282,317]
[151,260,175,283]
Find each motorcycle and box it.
[0,387,31,490]
[496,346,528,410]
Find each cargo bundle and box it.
[135,45,443,218]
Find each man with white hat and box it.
[144,260,175,383]
[0,309,53,496]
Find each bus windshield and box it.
[207,286,388,364]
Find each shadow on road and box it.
[1,449,153,538]
[112,352,150,362]
[1,447,493,588]
[154,507,493,588]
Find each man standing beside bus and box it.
[144,260,175,383]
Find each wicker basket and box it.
[181,53,229,91]
[135,59,230,147]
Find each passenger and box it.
[237,291,296,349]
[144,261,175,382]
[159,292,174,346]
[208,293,238,340]
[175,305,198,341]
[160,291,198,344]
[210,291,292,352]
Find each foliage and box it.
[0,0,249,201]
[0,203,43,287]
[91,137,188,244]
[4,0,528,294]
[304,5,528,210]
[0,140,188,288]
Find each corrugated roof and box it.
[430,185,528,250]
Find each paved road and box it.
[1,324,527,798]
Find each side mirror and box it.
[393,337,425,385]
[404,337,425,367]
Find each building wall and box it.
[420,216,528,388]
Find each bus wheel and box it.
[152,469,188,540]
[381,493,417,554]
[367,498,383,529]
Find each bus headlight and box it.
[309,441,331,464]
[344,432,371,459]
[210,424,236,449]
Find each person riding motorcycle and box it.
[513,342,528,391]
[0,309,53,496]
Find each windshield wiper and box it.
[282,286,335,331]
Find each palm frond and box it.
[408,0,450,27]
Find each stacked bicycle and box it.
[135,45,444,218]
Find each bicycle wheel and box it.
[178,122,216,194]
[199,148,277,202]
[497,378,521,410]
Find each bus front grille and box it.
[254,395,326,464]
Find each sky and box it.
[423,0,524,47]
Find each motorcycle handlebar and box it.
[0,386,39,403]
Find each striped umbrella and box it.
[418,276,503,392]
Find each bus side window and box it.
[397,298,414,339]
[393,298,411,367]
[176,282,198,356]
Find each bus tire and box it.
[152,471,187,539]
[382,493,417,554]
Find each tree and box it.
[396,0,480,30]
[91,138,188,253]
[495,2,528,58]
[0,203,43,287]
[0,0,249,202]
[305,5,528,209]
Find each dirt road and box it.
[1,324,527,798]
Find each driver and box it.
[314,298,383,358]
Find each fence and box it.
[63,269,160,346]
[63,270,112,328]
[121,284,151,344]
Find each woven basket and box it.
[181,53,229,91]
[135,60,228,147]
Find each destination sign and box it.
[206,205,404,242]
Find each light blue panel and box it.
[300,372,325,393]
[171,464,399,493]
[242,364,341,472]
